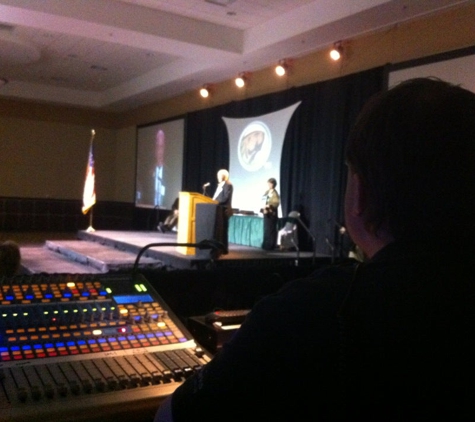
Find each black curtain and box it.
[184,67,386,254]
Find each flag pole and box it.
[87,208,95,232]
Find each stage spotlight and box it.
[275,59,291,76]
[235,72,250,88]
[275,64,285,76]
[235,75,245,88]
[330,42,343,61]
[200,84,210,98]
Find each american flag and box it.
[82,140,96,214]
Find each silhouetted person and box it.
[211,169,233,254]
[260,177,280,250]
[0,240,21,277]
[158,197,179,233]
[155,78,475,421]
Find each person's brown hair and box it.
[345,77,475,241]
[267,178,277,188]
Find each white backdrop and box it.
[223,101,301,214]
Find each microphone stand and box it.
[326,237,335,264]
[147,205,160,231]
[331,219,347,260]
[289,211,316,265]
[290,237,300,267]
[326,219,347,263]
[299,219,316,265]
[202,182,212,196]
[132,239,225,275]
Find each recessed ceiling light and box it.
[90,65,108,71]
[205,0,236,6]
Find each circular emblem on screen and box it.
[237,121,272,172]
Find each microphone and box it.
[203,182,210,188]
[132,239,225,274]
[329,218,346,233]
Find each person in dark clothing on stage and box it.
[158,197,179,233]
[155,77,475,421]
[211,169,233,254]
[260,177,280,250]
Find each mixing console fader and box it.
[0,273,212,422]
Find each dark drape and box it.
[184,67,386,254]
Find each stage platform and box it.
[19,230,331,274]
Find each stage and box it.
[19,229,331,274]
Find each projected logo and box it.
[237,121,272,172]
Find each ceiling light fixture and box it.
[330,42,343,61]
[235,72,250,88]
[275,59,291,77]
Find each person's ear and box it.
[347,172,366,216]
[355,173,367,215]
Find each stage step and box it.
[20,246,104,274]
[19,240,164,274]
[44,240,163,272]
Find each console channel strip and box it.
[0,273,212,422]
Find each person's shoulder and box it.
[251,262,358,317]
[290,262,356,289]
[292,261,358,285]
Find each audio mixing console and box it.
[0,273,212,422]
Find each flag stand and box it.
[86,208,95,232]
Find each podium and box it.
[177,192,218,255]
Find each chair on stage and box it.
[277,212,299,251]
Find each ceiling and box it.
[0,0,469,112]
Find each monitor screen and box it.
[135,118,185,209]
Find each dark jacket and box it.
[214,180,233,218]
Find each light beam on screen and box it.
[135,118,185,210]
[223,102,301,214]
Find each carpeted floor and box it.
[1,231,79,247]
